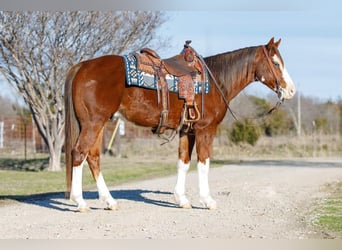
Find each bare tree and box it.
[0,11,167,171]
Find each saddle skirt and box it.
[123,52,210,100]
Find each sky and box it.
[0,0,341,103]
[156,2,342,102]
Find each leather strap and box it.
[199,46,283,122]
[154,62,169,135]
[262,45,284,91]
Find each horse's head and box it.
[255,37,295,100]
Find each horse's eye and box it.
[273,62,280,68]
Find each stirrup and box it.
[183,103,201,123]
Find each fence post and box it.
[0,121,3,148]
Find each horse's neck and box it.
[228,71,256,102]
[206,46,258,103]
[226,47,259,101]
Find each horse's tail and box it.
[64,64,82,198]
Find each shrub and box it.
[229,119,260,146]
[251,96,293,136]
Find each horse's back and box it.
[77,55,125,77]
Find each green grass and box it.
[0,154,230,198]
[0,170,65,196]
[312,181,342,237]
[98,158,178,188]
[0,156,183,197]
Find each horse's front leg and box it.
[174,132,195,208]
[197,158,217,210]
[196,128,217,210]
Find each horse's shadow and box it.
[0,189,180,212]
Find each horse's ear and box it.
[266,37,275,49]
[274,38,281,48]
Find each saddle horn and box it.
[184,40,192,48]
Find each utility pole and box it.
[297,87,301,136]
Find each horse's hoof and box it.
[106,203,119,211]
[77,206,90,213]
[179,203,192,209]
[174,193,192,209]
[207,203,217,210]
[200,197,217,210]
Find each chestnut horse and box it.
[65,38,295,211]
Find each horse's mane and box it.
[204,46,259,97]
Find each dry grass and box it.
[213,134,342,160]
[111,133,342,163]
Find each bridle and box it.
[261,45,285,101]
[203,45,285,121]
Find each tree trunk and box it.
[47,138,63,172]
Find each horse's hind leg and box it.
[87,128,118,210]
[70,156,88,212]
[70,121,108,211]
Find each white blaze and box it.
[272,54,296,99]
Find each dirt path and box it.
[1,159,341,239]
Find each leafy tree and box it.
[0,11,167,171]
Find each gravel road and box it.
[1,159,341,239]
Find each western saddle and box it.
[135,41,207,136]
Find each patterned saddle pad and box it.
[123,54,210,97]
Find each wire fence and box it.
[0,115,154,159]
[1,115,341,160]
[0,116,46,157]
